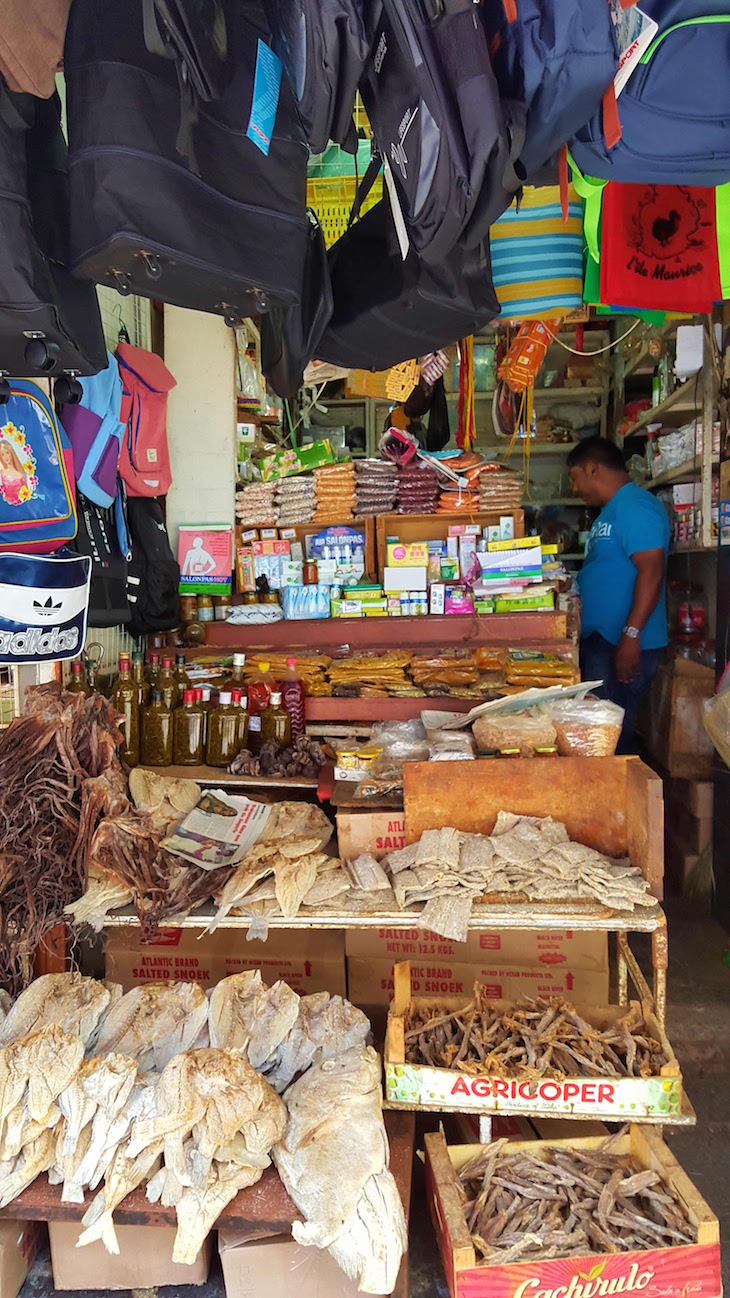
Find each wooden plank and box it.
[404,757,630,859]
[424,1132,476,1274]
[626,758,664,899]
[137,765,317,790]
[629,1126,719,1244]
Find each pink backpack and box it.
[116,343,176,497]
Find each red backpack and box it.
[116,343,176,497]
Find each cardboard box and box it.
[219,1232,365,1298]
[347,958,609,1010]
[344,926,608,969]
[665,802,712,854]
[105,927,346,996]
[645,660,714,779]
[387,541,430,567]
[0,1222,41,1298]
[425,1128,721,1298]
[668,777,713,820]
[49,1223,212,1290]
[383,565,428,592]
[336,811,406,861]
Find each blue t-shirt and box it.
[578,482,669,649]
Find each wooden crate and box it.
[403,756,664,898]
[385,963,683,1122]
[376,510,525,576]
[644,660,715,780]
[424,1127,721,1298]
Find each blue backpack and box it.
[569,1,730,186]
[479,0,618,180]
[0,381,77,553]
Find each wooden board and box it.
[626,759,664,899]
[404,756,637,859]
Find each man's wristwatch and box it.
[622,625,641,639]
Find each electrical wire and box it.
[541,318,641,356]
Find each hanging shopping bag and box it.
[0,381,77,553]
[490,185,584,320]
[0,550,90,664]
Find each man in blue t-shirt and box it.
[567,437,669,753]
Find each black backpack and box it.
[358,0,524,265]
[64,0,312,326]
[266,0,382,154]
[0,83,106,380]
[316,200,500,371]
[126,497,180,638]
[260,209,333,398]
[72,493,131,629]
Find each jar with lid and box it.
[534,746,558,758]
[197,594,214,623]
[141,690,173,766]
[179,595,198,626]
[158,656,180,711]
[498,746,521,759]
[214,595,232,620]
[261,691,291,753]
[303,559,318,585]
[206,692,240,769]
[67,660,89,695]
[261,590,279,606]
[110,655,140,767]
[131,652,151,708]
[173,689,205,766]
[242,591,259,605]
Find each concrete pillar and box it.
[164,306,236,552]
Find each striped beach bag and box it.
[490,184,584,320]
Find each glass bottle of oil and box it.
[174,652,190,694]
[158,656,180,711]
[230,688,249,753]
[221,652,246,694]
[260,691,291,753]
[67,660,90,695]
[146,651,161,686]
[206,692,239,769]
[131,651,151,708]
[111,654,140,767]
[141,689,173,766]
[172,688,204,766]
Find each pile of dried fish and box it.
[210,803,344,933]
[0,684,125,994]
[0,971,404,1290]
[458,1130,696,1263]
[229,735,333,779]
[405,992,667,1078]
[382,814,653,941]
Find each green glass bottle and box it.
[141,689,173,766]
[158,656,180,712]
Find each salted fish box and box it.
[424,1128,721,1298]
[385,966,682,1122]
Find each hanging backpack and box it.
[59,350,125,508]
[569,1,730,186]
[479,0,618,181]
[358,0,524,265]
[0,550,91,665]
[260,209,333,398]
[116,344,176,499]
[142,0,232,166]
[72,490,131,628]
[65,0,313,326]
[0,83,106,379]
[266,0,380,154]
[0,380,77,553]
[125,497,180,637]
[316,200,500,371]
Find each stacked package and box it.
[313,462,356,523]
[235,481,278,526]
[397,463,440,514]
[275,475,315,525]
[478,464,523,511]
[354,460,398,516]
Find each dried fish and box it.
[458,1131,696,1264]
[405,992,667,1080]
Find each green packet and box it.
[260,438,337,480]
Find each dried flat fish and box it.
[458,1130,696,1265]
[273,854,319,919]
[347,854,392,892]
[419,894,474,943]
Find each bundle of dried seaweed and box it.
[0,684,123,995]
[458,1130,697,1263]
[405,993,667,1079]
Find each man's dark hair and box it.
[567,436,626,473]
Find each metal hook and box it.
[113,302,131,343]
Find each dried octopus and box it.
[458,1130,696,1264]
[405,992,667,1080]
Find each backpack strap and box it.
[567,153,607,264]
[347,154,383,230]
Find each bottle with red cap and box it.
[172,689,204,765]
[230,688,249,753]
[67,660,89,696]
[158,656,180,711]
[280,656,306,741]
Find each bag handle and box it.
[347,154,382,230]
[567,153,607,264]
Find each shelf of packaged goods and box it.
[375,510,525,574]
[618,377,703,439]
[448,388,605,403]
[644,456,719,491]
[180,610,567,654]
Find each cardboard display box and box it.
[424,1127,721,1298]
[344,927,608,970]
[347,957,609,1012]
[336,810,406,861]
[105,927,346,997]
[385,963,682,1121]
[49,1222,212,1291]
[219,1231,366,1298]
[0,1222,41,1298]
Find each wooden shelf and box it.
[524,497,582,507]
[375,509,525,574]
[644,456,719,490]
[305,696,477,723]
[619,377,702,439]
[669,541,717,554]
[449,388,604,403]
[136,764,318,790]
[494,442,579,456]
